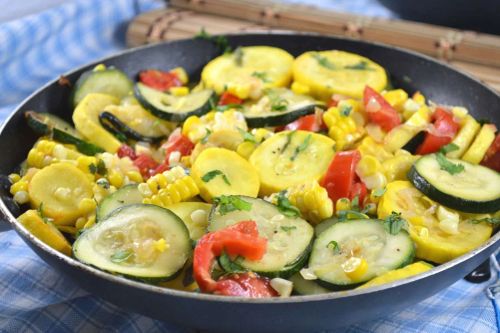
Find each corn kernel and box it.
[342,257,368,281]
[412,91,425,105]
[8,173,21,183]
[236,141,256,159]
[126,170,143,183]
[10,181,28,195]
[170,67,189,84]
[83,215,96,229]
[13,191,29,204]
[78,198,97,214]
[170,86,189,96]
[108,169,124,188]
[93,64,106,71]
[382,89,408,112]
[356,155,382,178]
[154,238,169,252]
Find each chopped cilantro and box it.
[195,28,232,53]
[218,251,246,274]
[251,71,270,82]
[350,195,360,211]
[312,53,336,70]
[214,195,252,215]
[110,249,133,263]
[233,47,244,66]
[290,134,311,161]
[215,103,244,112]
[237,128,257,143]
[339,104,352,117]
[344,61,374,71]
[281,130,295,153]
[337,210,369,222]
[439,143,460,154]
[326,240,340,254]
[436,153,464,175]
[469,217,500,225]
[383,212,408,235]
[201,170,231,186]
[280,225,297,232]
[88,159,107,175]
[276,191,301,218]
[201,128,212,144]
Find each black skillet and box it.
[0,33,498,333]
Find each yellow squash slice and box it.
[28,163,94,225]
[357,261,433,289]
[293,50,387,100]
[18,210,72,256]
[72,93,121,152]
[165,201,212,240]
[191,147,260,202]
[378,181,493,263]
[201,46,294,99]
[249,130,335,196]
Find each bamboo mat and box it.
[126,1,500,93]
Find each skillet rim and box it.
[0,30,498,304]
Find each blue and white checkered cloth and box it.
[0,0,498,332]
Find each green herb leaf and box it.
[218,251,246,274]
[237,128,257,143]
[96,178,110,189]
[469,217,500,225]
[110,249,133,263]
[280,225,297,232]
[37,202,51,224]
[312,53,336,70]
[201,128,212,144]
[271,101,288,112]
[215,103,244,112]
[344,61,374,71]
[436,153,464,175]
[439,143,460,154]
[337,210,370,222]
[372,188,386,198]
[201,169,231,185]
[233,47,244,66]
[251,71,270,82]
[89,159,107,175]
[281,130,295,153]
[339,104,352,117]
[214,195,252,215]
[290,134,312,161]
[383,212,408,235]
[195,28,232,53]
[276,191,301,218]
[326,240,340,254]
[351,195,360,212]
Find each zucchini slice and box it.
[164,202,212,241]
[357,261,433,289]
[293,50,387,100]
[71,67,133,107]
[99,112,166,143]
[96,184,144,221]
[308,219,414,287]
[135,83,215,122]
[249,130,335,195]
[289,273,330,295]
[201,46,294,99]
[378,181,493,263]
[25,111,104,156]
[409,154,500,213]
[74,204,191,282]
[208,196,314,278]
[242,88,324,127]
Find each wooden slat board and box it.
[126,4,500,93]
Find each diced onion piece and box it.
[270,278,293,297]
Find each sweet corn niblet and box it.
[140,166,199,208]
[323,106,363,151]
[183,110,248,144]
[27,139,82,168]
[285,181,334,224]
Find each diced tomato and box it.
[481,133,500,172]
[416,107,460,155]
[320,150,366,204]
[284,114,327,132]
[162,131,194,165]
[193,220,274,297]
[363,86,401,132]
[214,272,278,297]
[327,94,349,108]
[139,69,182,91]
[150,163,170,177]
[218,92,243,106]
[133,154,159,179]
[117,144,137,160]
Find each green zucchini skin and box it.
[134,83,215,122]
[25,111,105,156]
[70,68,133,107]
[208,196,314,278]
[73,204,191,283]
[98,112,166,143]
[96,184,144,221]
[245,104,323,128]
[408,166,500,213]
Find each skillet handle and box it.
[465,259,491,283]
